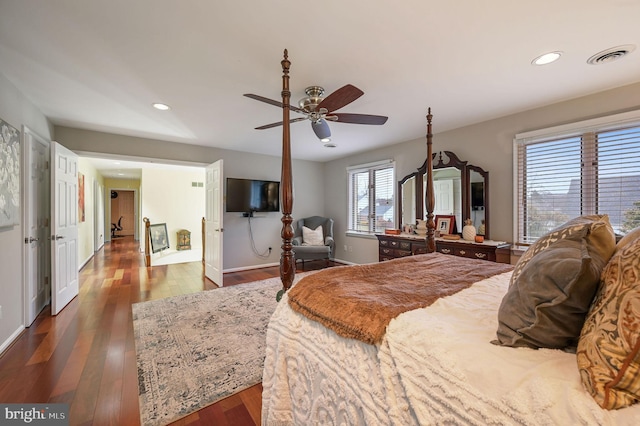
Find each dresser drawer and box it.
[378,234,510,264]
[437,244,495,261]
[379,247,411,258]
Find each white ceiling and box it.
[1,0,639,166]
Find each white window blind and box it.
[514,111,640,245]
[347,160,395,233]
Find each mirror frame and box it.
[399,150,490,238]
[397,171,418,229]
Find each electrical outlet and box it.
[344,244,348,251]
[348,246,353,252]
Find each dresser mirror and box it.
[398,150,490,238]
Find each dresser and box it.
[376,234,511,264]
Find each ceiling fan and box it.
[244,84,388,144]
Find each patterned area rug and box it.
[132,275,307,426]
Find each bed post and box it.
[425,108,436,252]
[279,49,295,296]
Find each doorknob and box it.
[24,237,39,244]
[52,235,65,240]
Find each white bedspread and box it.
[262,271,640,425]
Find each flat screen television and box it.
[471,182,484,210]
[226,178,280,213]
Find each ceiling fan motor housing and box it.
[298,86,325,111]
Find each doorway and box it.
[110,189,136,239]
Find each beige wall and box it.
[77,158,105,267]
[141,168,205,251]
[326,81,640,264]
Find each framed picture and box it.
[435,215,456,235]
[0,118,20,228]
[150,223,170,253]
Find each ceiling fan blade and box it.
[255,117,307,130]
[244,94,306,113]
[332,113,388,125]
[316,84,364,113]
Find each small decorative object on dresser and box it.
[435,215,456,235]
[415,219,427,236]
[462,218,477,241]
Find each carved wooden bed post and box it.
[279,49,295,296]
[425,108,436,252]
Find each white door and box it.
[22,127,50,326]
[204,160,223,286]
[433,179,454,215]
[50,142,79,315]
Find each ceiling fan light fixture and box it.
[312,119,331,141]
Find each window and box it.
[347,160,395,234]
[514,110,640,245]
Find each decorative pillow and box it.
[493,215,616,349]
[510,215,616,286]
[577,236,640,410]
[614,225,640,254]
[302,225,324,246]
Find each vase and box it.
[462,219,476,241]
[415,219,427,236]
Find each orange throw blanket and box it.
[288,253,514,344]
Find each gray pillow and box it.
[493,230,602,349]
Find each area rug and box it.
[132,274,310,426]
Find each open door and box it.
[204,160,223,286]
[50,142,79,315]
[22,127,50,326]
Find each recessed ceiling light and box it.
[152,103,171,111]
[323,143,337,148]
[532,51,562,66]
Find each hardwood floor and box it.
[0,237,339,425]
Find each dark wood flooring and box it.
[0,237,339,425]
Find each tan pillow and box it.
[615,226,640,254]
[302,225,324,246]
[577,235,640,410]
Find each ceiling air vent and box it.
[587,44,635,65]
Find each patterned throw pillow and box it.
[493,215,616,349]
[577,235,640,410]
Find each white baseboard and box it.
[79,253,94,270]
[223,262,280,273]
[0,325,25,357]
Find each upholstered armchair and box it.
[292,216,335,266]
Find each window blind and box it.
[514,111,640,245]
[347,161,395,233]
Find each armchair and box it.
[292,216,335,267]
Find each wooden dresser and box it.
[376,234,511,264]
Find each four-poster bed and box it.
[264,50,640,425]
